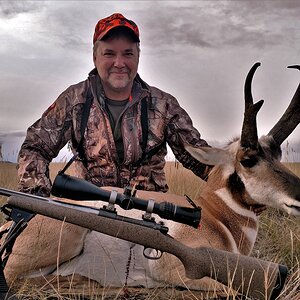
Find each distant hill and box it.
[1,136,300,163]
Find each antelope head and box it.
[186,63,300,216]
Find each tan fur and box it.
[2,215,88,284]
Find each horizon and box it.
[1,136,300,164]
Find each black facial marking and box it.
[228,171,245,194]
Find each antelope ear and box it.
[184,145,232,166]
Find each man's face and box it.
[93,36,139,98]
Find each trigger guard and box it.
[143,247,163,260]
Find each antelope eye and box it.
[240,157,258,168]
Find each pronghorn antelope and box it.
[1,63,300,297]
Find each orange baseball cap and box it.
[93,13,140,44]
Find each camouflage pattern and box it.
[17,69,210,196]
[93,13,139,44]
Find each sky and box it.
[0,0,300,162]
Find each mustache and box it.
[109,67,130,74]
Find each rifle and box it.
[0,174,288,300]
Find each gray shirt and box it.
[105,97,128,163]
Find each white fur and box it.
[215,188,256,219]
[55,230,161,288]
[242,226,258,247]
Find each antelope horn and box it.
[240,62,264,149]
[268,65,300,145]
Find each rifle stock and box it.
[6,195,287,300]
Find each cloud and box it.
[135,0,300,53]
[0,0,43,18]
[0,0,299,149]
[244,0,300,11]
[134,4,214,50]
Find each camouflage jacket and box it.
[17,69,210,196]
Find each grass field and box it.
[0,161,299,299]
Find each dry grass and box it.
[0,161,299,299]
[0,162,18,190]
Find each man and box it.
[17,13,211,197]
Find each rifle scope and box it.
[51,173,201,228]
